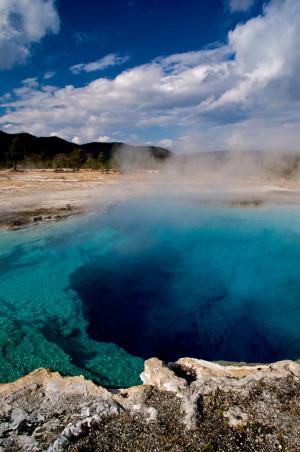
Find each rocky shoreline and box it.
[0,205,83,230]
[0,358,299,451]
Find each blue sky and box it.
[0,0,299,151]
[0,0,254,91]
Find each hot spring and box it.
[1,197,300,387]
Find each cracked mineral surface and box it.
[0,358,300,451]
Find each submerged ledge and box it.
[1,358,300,451]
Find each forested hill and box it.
[0,130,172,168]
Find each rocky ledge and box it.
[0,358,300,451]
[0,205,82,230]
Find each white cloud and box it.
[97,136,110,142]
[3,123,13,129]
[155,46,231,72]
[43,71,55,80]
[158,139,173,148]
[227,0,255,13]
[0,0,60,69]
[71,136,81,145]
[21,77,39,88]
[1,0,300,152]
[70,53,129,75]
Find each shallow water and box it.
[1,198,300,387]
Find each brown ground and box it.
[0,169,137,228]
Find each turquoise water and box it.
[1,198,300,387]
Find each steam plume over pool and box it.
[1,196,300,387]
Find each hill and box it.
[0,131,172,169]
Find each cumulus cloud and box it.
[97,136,110,143]
[158,139,173,148]
[0,0,60,69]
[227,0,255,13]
[70,53,129,75]
[71,136,81,145]
[1,0,300,152]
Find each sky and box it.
[0,0,299,152]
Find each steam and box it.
[165,150,300,180]
[113,145,300,182]
[2,146,300,227]
[86,147,300,215]
[111,145,166,172]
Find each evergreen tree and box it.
[97,151,105,172]
[69,148,87,170]
[9,137,24,170]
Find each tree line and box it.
[5,137,112,172]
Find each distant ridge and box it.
[0,130,172,165]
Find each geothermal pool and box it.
[1,198,300,387]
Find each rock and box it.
[180,392,203,429]
[175,357,300,394]
[1,206,83,230]
[140,357,187,393]
[0,360,300,451]
[12,220,24,227]
[0,369,120,451]
[33,216,43,222]
[223,406,249,429]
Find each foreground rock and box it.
[0,359,300,451]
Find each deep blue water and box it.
[1,198,300,387]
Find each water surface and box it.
[1,198,300,387]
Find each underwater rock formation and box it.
[0,358,300,451]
